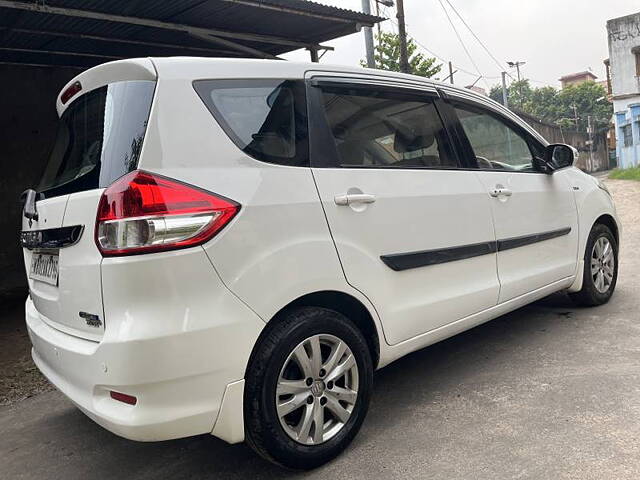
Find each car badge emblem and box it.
[79,312,102,327]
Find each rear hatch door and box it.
[22,59,156,341]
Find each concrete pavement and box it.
[1,178,639,480]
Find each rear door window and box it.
[316,84,456,169]
[39,80,155,197]
[193,79,308,167]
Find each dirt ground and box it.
[0,296,52,406]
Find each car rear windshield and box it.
[39,80,155,198]
[193,79,308,167]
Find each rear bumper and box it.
[26,249,264,442]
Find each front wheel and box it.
[570,223,618,306]
[244,307,373,469]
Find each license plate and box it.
[29,252,59,286]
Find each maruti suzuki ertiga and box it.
[21,58,619,469]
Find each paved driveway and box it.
[2,179,640,480]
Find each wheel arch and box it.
[593,213,619,246]
[245,290,381,375]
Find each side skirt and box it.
[377,276,575,369]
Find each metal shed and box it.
[0,0,383,67]
[0,0,383,299]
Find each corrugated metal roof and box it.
[0,0,384,68]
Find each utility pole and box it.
[396,0,410,74]
[501,71,509,108]
[448,61,454,84]
[375,0,381,41]
[361,0,375,68]
[507,61,526,81]
[587,115,594,172]
[507,61,526,109]
[572,104,579,130]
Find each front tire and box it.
[570,223,618,306]
[244,306,373,470]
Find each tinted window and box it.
[39,81,155,197]
[454,103,536,171]
[318,86,456,168]
[194,79,308,167]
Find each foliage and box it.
[609,167,640,180]
[489,79,612,132]
[361,32,442,79]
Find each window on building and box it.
[622,124,633,147]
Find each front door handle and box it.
[334,193,377,206]
[489,186,513,198]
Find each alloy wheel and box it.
[276,334,359,445]
[591,236,615,294]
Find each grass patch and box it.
[609,167,640,181]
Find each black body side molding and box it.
[497,227,572,252]
[381,227,571,271]
[381,241,497,271]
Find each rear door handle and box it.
[334,193,377,206]
[489,186,512,198]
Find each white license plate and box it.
[29,252,59,286]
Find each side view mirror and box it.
[533,144,576,174]
[545,144,576,171]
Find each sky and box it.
[283,0,639,91]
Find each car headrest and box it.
[394,131,435,153]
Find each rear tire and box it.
[569,223,618,307]
[244,306,373,470]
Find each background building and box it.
[559,70,597,89]
[607,11,640,168]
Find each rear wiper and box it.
[20,189,43,223]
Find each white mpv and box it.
[21,58,619,469]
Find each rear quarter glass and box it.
[39,80,156,198]
[193,79,309,167]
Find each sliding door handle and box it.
[334,193,377,206]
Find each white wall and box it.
[607,12,640,168]
[607,12,640,97]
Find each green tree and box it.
[557,82,611,132]
[361,32,442,78]
[489,79,611,132]
[489,80,533,111]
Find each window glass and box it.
[622,124,633,147]
[454,103,535,171]
[194,79,308,167]
[318,86,456,168]
[39,81,155,197]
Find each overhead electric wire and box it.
[376,3,551,88]
[436,0,490,89]
[383,13,480,78]
[443,0,514,80]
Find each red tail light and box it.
[95,171,239,256]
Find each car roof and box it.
[148,57,512,121]
[150,56,448,88]
[61,57,546,146]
